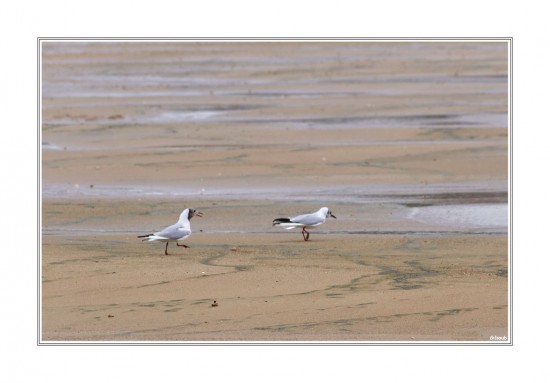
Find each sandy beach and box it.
[41,40,509,342]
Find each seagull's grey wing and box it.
[155,224,191,240]
[290,213,321,226]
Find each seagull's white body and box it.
[272,207,336,241]
[138,208,202,255]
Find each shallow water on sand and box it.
[40,39,510,238]
[407,203,507,231]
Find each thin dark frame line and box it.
[37,37,512,346]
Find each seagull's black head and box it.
[188,208,203,219]
[320,207,336,219]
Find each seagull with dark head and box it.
[138,208,203,255]
[272,207,336,241]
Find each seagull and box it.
[272,207,336,241]
[138,208,203,255]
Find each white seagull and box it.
[272,207,336,241]
[138,208,203,255]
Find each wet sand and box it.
[42,198,508,342]
[41,41,509,342]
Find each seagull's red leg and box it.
[177,242,189,248]
[165,242,169,255]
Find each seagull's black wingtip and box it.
[272,218,292,225]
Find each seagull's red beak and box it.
[195,211,203,217]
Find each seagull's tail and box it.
[272,218,301,230]
[272,218,291,226]
[138,234,155,242]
